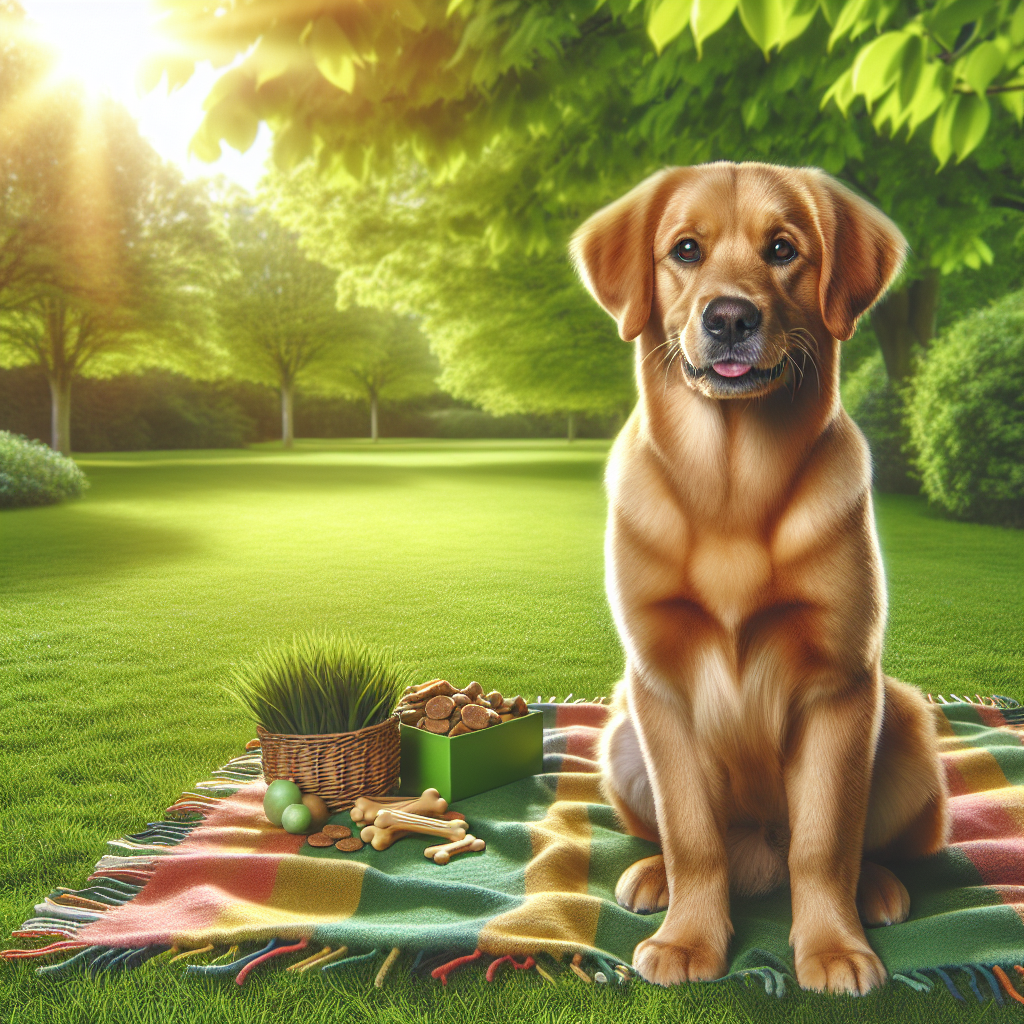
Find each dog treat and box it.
[321,825,352,840]
[359,825,413,850]
[305,833,334,848]
[423,835,486,865]
[335,837,365,852]
[425,695,455,719]
[461,704,490,731]
[396,682,530,735]
[373,809,466,840]
[440,810,466,822]
[350,789,444,823]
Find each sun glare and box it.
[18,1,271,192]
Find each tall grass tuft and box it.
[226,632,417,734]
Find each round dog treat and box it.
[306,833,334,848]
[335,837,364,852]
[423,716,451,735]
[322,824,352,839]
[425,695,455,720]
[512,695,528,716]
[452,693,470,707]
[399,709,422,725]
[461,681,484,699]
[485,691,503,709]
[461,704,490,731]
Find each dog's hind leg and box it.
[856,862,910,927]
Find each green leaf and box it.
[189,121,223,164]
[850,31,911,103]
[1000,87,1024,123]
[738,0,786,56]
[897,32,925,107]
[308,16,360,93]
[974,237,994,264]
[906,61,951,133]
[778,0,820,48]
[828,0,874,50]
[1011,2,1024,47]
[648,0,694,54]
[690,0,738,57]
[447,0,470,14]
[273,120,314,172]
[951,91,990,161]
[207,100,261,153]
[930,93,957,167]
[821,65,856,114]
[956,40,1005,95]
[927,0,991,52]
[251,32,294,89]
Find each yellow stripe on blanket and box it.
[178,857,369,946]
[478,772,605,958]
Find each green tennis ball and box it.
[263,779,303,825]
[281,802,313,835]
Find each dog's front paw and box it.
[857,862,910,927]
[795,942,886,995]
[633,936,727,986]
[615,855,669,914]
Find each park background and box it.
[0,1,1022,1022]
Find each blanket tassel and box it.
[235,937,308,986]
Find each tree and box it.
[218,203,356,447]
[323,308,438,441]
[0,9,227,452]
[157,0,1021,390]
[267,161,634,420]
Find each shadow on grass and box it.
[0,507,197,594]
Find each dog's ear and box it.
[570,169,682,342]
[802,171,907,342]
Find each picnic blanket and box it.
[5,696,1024,1003]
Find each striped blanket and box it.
[5,697,1023,1003]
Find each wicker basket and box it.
[257,714,400,812]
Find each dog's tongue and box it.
[712,362,752,378]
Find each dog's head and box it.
[570,162,907,400]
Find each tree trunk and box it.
[370,392,379,442]
[567,412,576,442]
[281,383,294,449]
[869,268,940,381]
[48,374,72,455]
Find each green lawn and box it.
[1,439,1021,1024]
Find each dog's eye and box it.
[673,239,701,263]
[768,239,797,263]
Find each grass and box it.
[0,438,1021,1024]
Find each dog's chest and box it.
[685,532,772,627]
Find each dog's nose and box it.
[701,297,762,344]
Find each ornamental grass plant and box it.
[226,632,417,735]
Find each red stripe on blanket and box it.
[555,705,610,730]
[952,839,1024,887]
[564,726,602,763]
[948,792,1019,844]
[976,706,1021,733]
[76,852,286,946]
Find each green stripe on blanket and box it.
[4,696,1023,1003]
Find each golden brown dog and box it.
[569,162,948,995]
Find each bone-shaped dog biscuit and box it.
[373,809,466,840]
[350,789,447,823]
[359,824,414,850]
[423,835,486,864]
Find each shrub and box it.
[906,291,1024,528]
[842,352,917,494]
[0,431,89,509]
[225,632,418,735]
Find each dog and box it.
[569,162,948,995]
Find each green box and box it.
[399,712,544,803]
